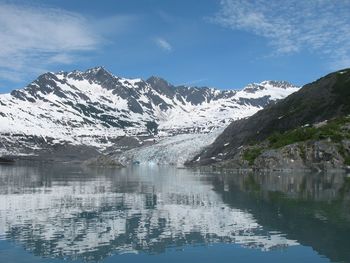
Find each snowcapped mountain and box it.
[0,67,298,154]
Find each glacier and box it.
[118,128,224,167]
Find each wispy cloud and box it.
[0,3,135,83]
[212,0,350,69]
[154,37,172,52]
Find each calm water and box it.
[0,164,349,262]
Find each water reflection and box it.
[0,165,349,262]
[212,171,350,262]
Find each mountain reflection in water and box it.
[0,164,349,262]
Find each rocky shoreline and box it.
[206,139,349,171]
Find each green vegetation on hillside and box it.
[267,116,350,149]
[241,116,350,166]
[242,147,263,165]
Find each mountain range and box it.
[0,67,298,157]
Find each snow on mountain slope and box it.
[0,67,299,152]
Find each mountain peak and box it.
[259,80,296,89]
[85,66,106,73]
[146,76,175,97]
[146,76,171,86]
[84,66,113,77]
[241,80,298,94]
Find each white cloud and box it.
[0,3,135,83]
[213,0,350,70]
[154,37,172,52]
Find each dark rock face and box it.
[146,76,176,99]
[190,69,350,166]
[237,96,272,107]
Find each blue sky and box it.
[0,0,350,92]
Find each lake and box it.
[0,164,349,262]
